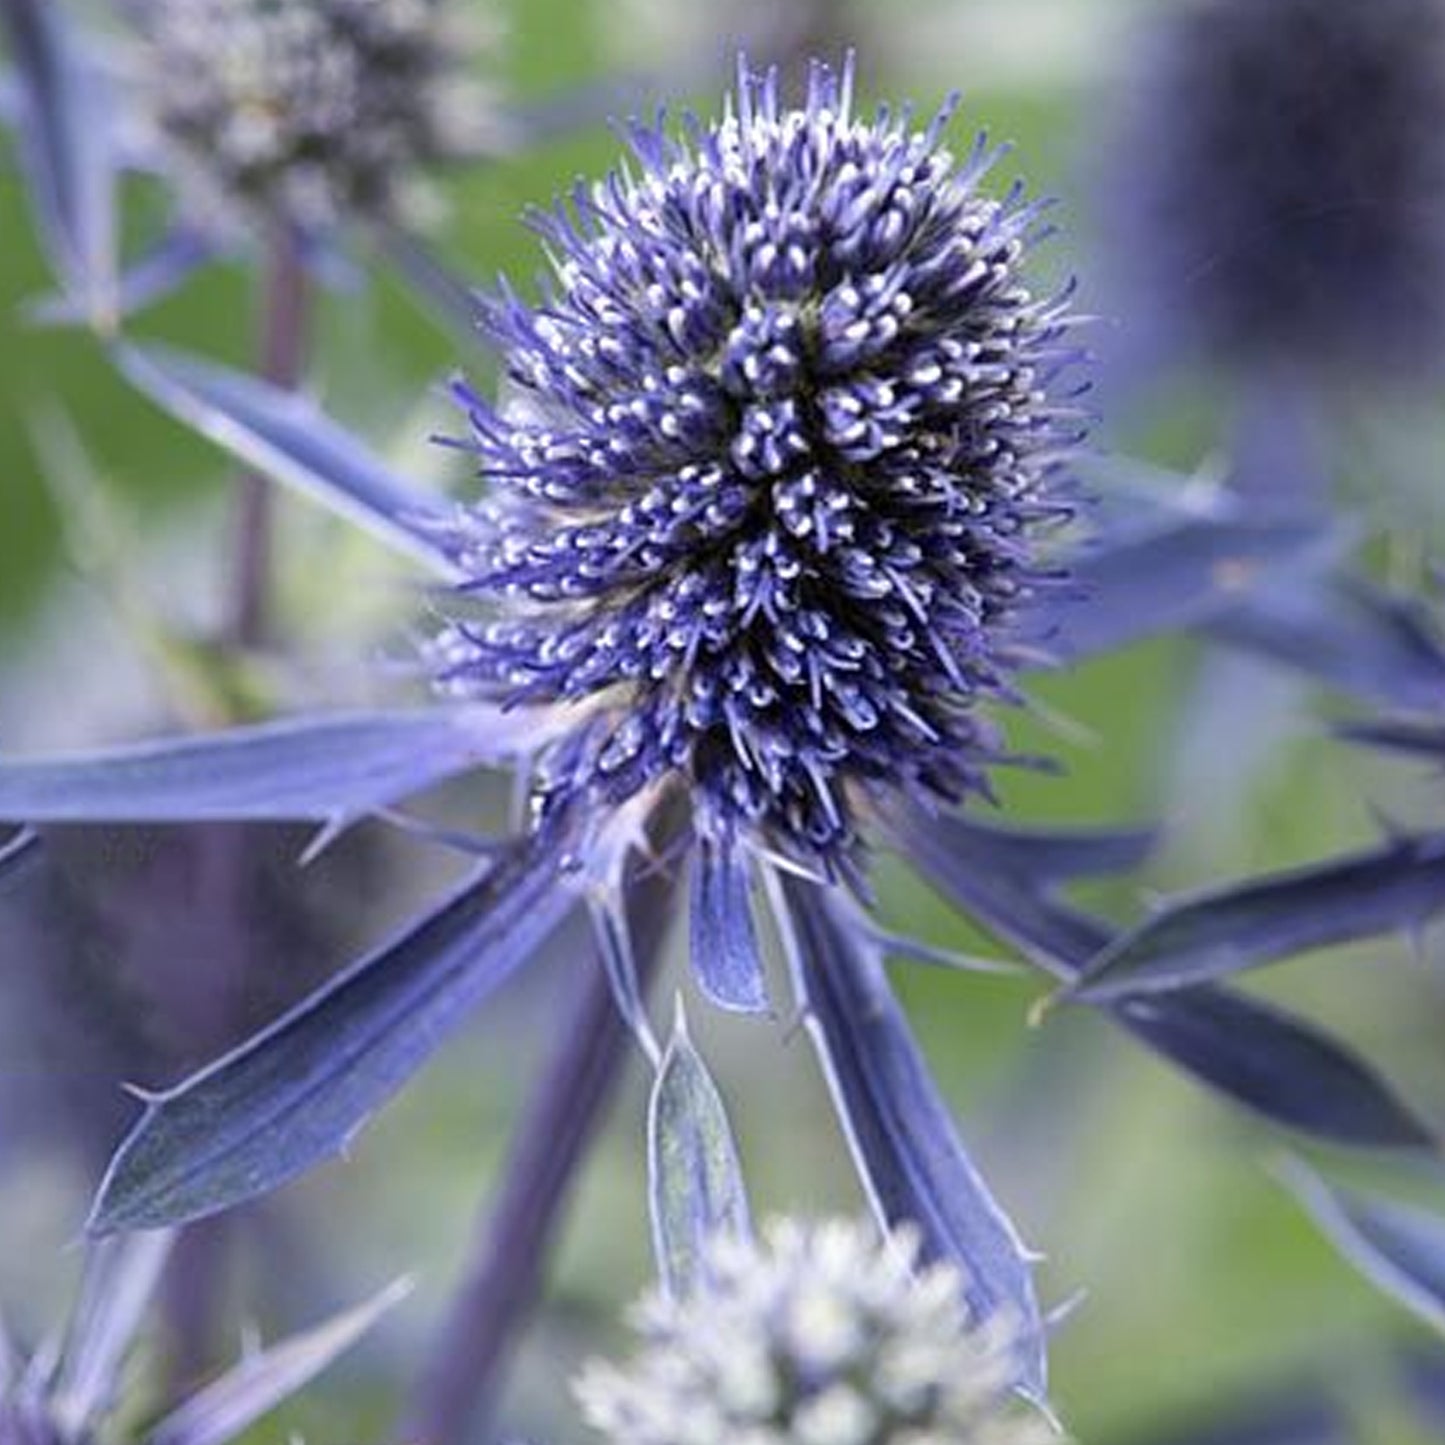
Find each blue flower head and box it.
[438,58,1084,874]
[1118,0,1445,378]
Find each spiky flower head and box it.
[438,58,1083,873]
[1120,0,1445,377]
[576,1218,1054,1445]
[123,0,495,230]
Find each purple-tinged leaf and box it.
[1209,574,1445,712]
[374,224,485,348]
[1284,1161,1445,1337]
[25,226,217,328]
[647,1001,753,1297]
[51,1233,174,1440]
[1073,832,1445,1003]
[112,342,458,573]
[776,875,1047,1404]
[890,806,1435,1148]
[148,1279,409,1445]
[689,842,769,1014]
[1,0,116,323]
[1019,512,1333,662]
[896,810,1158,887]
[0,708,527,823]
[1115,992,1436,1149]
[1338,718,1445,764]
[88,837,580,1232]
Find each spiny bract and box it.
[575,1217,1055,1445]
[437,58,1083,871]
[124,0,491,228]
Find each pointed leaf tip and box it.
[88,841,579,1232]
[647,1001,752,1297]
[777,877,1048,1405]
[1073,831,1445,1003]
[1283,1160,1445,1338]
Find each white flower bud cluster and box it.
[576,1219,1057,1445]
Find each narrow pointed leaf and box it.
[892,807,1435,1148]
[89,838,580,1232]
[52,1233,174,1439]
[780,877,1047,1403]
[689,842,769,1013]
[1209,574,1445,712]
[1115,992,1436,1149]
[1074,832,1445,1002]
[1,0,116,321]
[648,1003,752,1297]
[1019,513,1333,662]
[149,1279,410,1445]
[900,810,1158,886]
[374,224,485,348]
[0,708,528,824]
[1338,718,1445,763]
[25,225,216,327]
[1284,1162,1445,1337]
[113,342,457,572]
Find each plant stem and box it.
[400,873,674,1445]
[163,226,311,1396]
[228,225,311,648]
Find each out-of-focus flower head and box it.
[576,1217,1055,1445]
[1113,0,1445,381]
[438,55,1083,876]
[119,0,499,233]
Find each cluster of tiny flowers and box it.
[1123,0,1445,375]
[576,1219,1054,1445]
[124,0,492,228]
[436,60,1082,869]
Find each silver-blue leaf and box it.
[892,806,1435,1148]
[647,1002,753,1297]
[88,837,580,1231]
[0,708,518,823]
[1072,831,1445,1002]
[688,841,769,1013]
[148,1278,410,1445]
[779,876,1048,1404]
[1019,511,1334,662]
[1,0,117,322]
[1284,1161,1445,1337]
[113,342,457,572]
[1209,573,1445,712]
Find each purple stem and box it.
[163,226,311,1395]
[400,872,675,1445]
[228,225,310,647]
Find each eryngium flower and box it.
[438,58,1082,871]
[1119,0,1445,376]
[576,1218,1054,1445]
[123,0,492,228]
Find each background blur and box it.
[3,0,1445,1441]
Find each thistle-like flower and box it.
[439,57,1081,874]
[1113,0,1445,378]
[577,1218,1054,1445]
[121,0,495,231]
